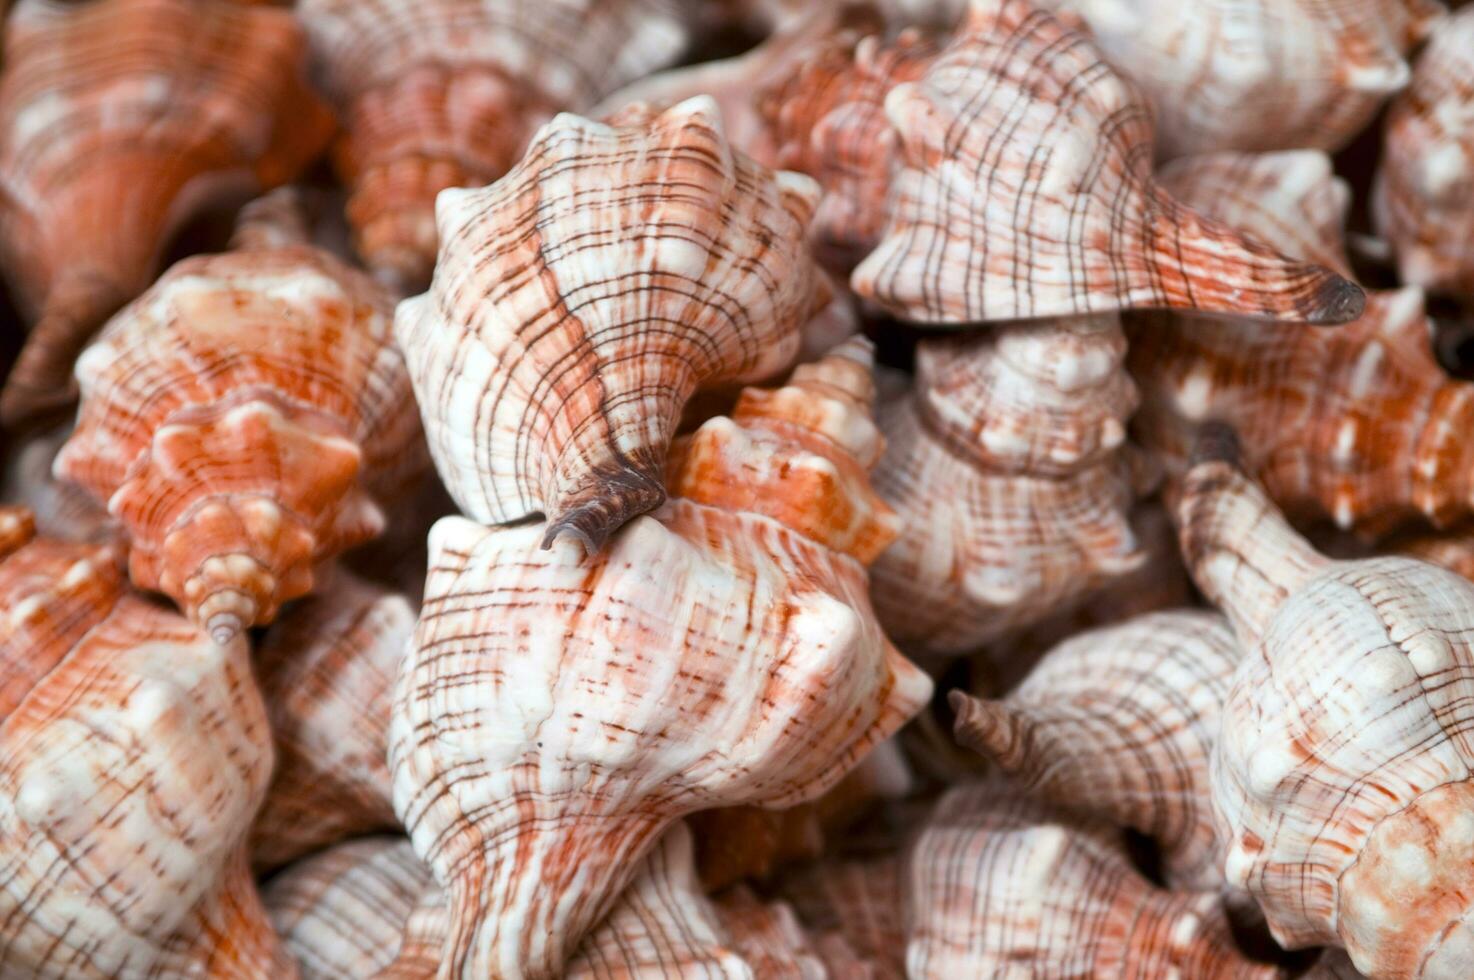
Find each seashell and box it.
[601,8,941,273]
[298,0,687,289]
[249,569,412,870]
[270,823,828,979]
[396,96,828,553]
[867,315,1146,658]
[1373,7,1474,297]
[689,735,912,890]
[0,515,287,977]
[1178,433,1474,976]
[54,199,424,642]
[1035,0,1444,159]
[1,423,119,544]
[1305,950,1371,980]
[907,782,1281,978]
[849,0,1366,326]
[0,0,333,424]
[1130,150,1474,535]
[388,339,931,978]
[1387,522,1474,581]
[780,855,907,980]
[950,608,1241,891]
[265,836,432,980]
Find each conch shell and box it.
[249,569,412,870]
[779,855,907,980]
[0,510,287,977]
[1374,7,1474,297]
[868,315,1146,658]
[1179,433,1474,976]
[55,197,424,641]
[951,609,1240,891]
[1130,150,1474,535]
[907,782,1280,978]
[388,339,930,978]
[0,0,332,423]
[850,0,1365,325]
[1035,0,1444,158]
[396,96,827,553]
[297,0,687,289]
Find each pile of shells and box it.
[3,0,1474,977]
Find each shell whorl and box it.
[396,95,828,554]
[56,239,421,640]
[850,0,1365,325]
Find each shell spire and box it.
[249,570,412,870]
[298,0,687,289]
[850,0,1364,325]
[1374,7,1474,297]
[1178,440,1474,974]
[907,784,1280,978]
[950,609,1242,891]
[1131,150,1474,535]
[55,203,425,640]
[0,0,333,424]
[388,342,930,978]
[868,316,1146,658]
[396,96,828,554]
[0,518,285,977]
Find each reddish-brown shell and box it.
[55,204,424,642]
[0,0,332,423]
[850,0,1364,325]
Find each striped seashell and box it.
[54,200,424,642]
[0,514,286,977]
[266,836,431,980]
[1306,950,1371,979]
[601,7,940,273]
[1036,0,1444,159]
[388,339,930,978]
[780,855,907,980]
[850,0,1366,326]
[1130,150,1474,535]
[0,0,332,424]
[1,424,119,545]
[298,0,686,290]
[249,569,412,870]
[907,783,1282,978]
[396,96,828,553]
[951,609,1242,891]
[270,823,828,979]
[1374,7,1474,297]
[868,316,1146,658]
[1179,434,1474,976]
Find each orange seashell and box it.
[868,316,1146,659]
[780,854,908,980]
[1374,7,1474,297]
[849,0,1364,325]
[387,340,930,978]
[1,424,119,545]
[907,783,1281,978]
[55,196,424,642]
[1130,150,1474,535]
[1178,435,1474,976]
[0,513,286,977]
[0,0,332,424]
[298,0,687,290]
[951,609,1243,891]
[249,569,412,871]
[1037,0,1444,158]
[396,96,828,553]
